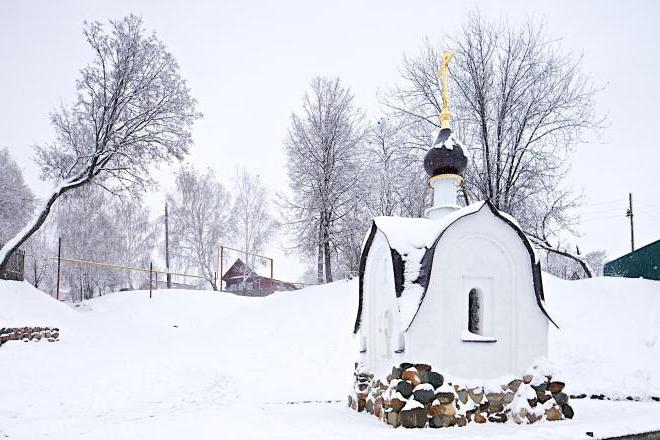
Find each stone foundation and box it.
[0,327,60,346]
[349,361,573,428]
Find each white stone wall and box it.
[406,208,548,379]
[360,231,403,378]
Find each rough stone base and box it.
[348,360,573,429]
[0,327,60,347]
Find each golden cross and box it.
[437,50,455,129]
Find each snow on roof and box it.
[372,202,486,330]
[373,201,485,251]
[354,200,555,334]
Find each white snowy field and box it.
[0,275,659,439]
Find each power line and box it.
[580,214,626,222]
[577,207,623,216]
[637,201,660,212]
[637,208,660,220]
[580,199,626,207]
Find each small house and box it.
[222,258,298,293]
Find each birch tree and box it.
[283,77,364,283]
[111,197,158,288]
[233,168,276,289]
[23,221,56,290]
[0,15,200,272]
[168,166,233,290]
[55,187,124,299]
[385,13,599,275]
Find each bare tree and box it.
[111,197,158,288]
[283,77,364,283]
[233,168,276,289]
[531,236,593,279]
[363,118,430,218]
[55,186,125,300]
[23,220,56,290]
[585,250,607,277]
[0,148,35,243]
[385,13,599,274]
[168,166,233,290]
[0,15,200,272]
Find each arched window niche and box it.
[468,288,482,334]
[462,287,497,343]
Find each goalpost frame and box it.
[217,245,273,293]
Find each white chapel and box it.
[353,52,556,381]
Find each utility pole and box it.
[626,192,635,252]
[165,202,171,289]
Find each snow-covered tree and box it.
[167,166,233,290]
[232,168,276,289]
[283,77,364,283]
[363,118,430,218]
[585,250,607,277]
[0,148,35,243]
[385,13,599,275]
[55,187,124,300]
[23,220,56,291]
[0,15,200,273]
[32,188,157,298]
[111,197,158,288]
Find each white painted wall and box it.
[359,231,403,378]
[425,176,461,220]
[405,208,549,379]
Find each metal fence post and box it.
[56,237,61,301]
[149,262,153,299]
[219,246,224,292]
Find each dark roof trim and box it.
[489,203,558,329]
[391,248,405,297]
[354,222,378,334]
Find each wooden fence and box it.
[0,244,25,281]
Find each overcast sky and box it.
[1,0,659,280]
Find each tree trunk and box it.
[323,225,333,283]
[317,219,324,284]
[0,181,83,273]
[527,234,593,278]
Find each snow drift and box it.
[0,275,659,439]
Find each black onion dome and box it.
[423,128,468,177]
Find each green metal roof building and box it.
[604,239,660,281]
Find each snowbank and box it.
[0,280,76,327]
[545,274,660,399]
[1,275,659,439]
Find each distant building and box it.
[222,258,298,294]
[604,239,660,281]
[0,245,24,281]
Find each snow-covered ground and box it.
[0,275,659,439]
[545,274,660,400]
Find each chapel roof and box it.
[423,128,468,177]
[353,201,557,334]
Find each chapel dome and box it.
[423,128,468,177]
